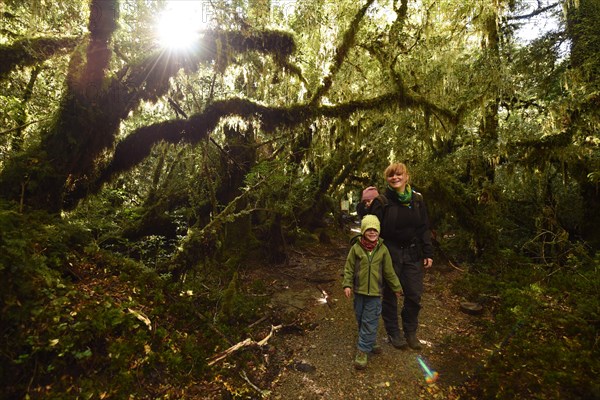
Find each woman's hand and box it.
[423,258,433,269]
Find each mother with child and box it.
[343,162,434,369]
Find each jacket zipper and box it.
[365,242,379,295]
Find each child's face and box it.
[363,228,379,242]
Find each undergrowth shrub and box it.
[0,204,232,398]
[454,247,600,399]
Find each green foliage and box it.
[454,250,600,399]
[1,0,600,397]
[219,271,267,327]
[243,159,317,216]
[0,202,232,398]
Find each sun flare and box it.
[156,1,208,50]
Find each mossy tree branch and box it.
[70,86,457,205]
[0,25,300,211]
[0,37,79,79]
[166,173,271,279]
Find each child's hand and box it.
[344,287,352,298]
[395,292,402,299]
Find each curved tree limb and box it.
[73,88,457,204]
[0,25,301,211]
[0,36,79,79]
[123,30,298,103]
[509,2,560,21]
[91,99,308,189]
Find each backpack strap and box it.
[375,193,394,235]
[412,190,423,209]
[349,233,361,245]
[375,193,388,208]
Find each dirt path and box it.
[255,226,484,399]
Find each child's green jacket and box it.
[342,239,401,296]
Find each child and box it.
[342,214,402,370]
[356,186,379,220]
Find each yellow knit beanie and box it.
[361,214,380,235]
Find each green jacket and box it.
[342,239,401,296]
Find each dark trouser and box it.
[382,244,424,337]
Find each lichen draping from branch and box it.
[0,37,80,79]
[82,89,457,202]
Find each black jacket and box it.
[369,187,433,259]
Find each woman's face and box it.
[386,170,407,191]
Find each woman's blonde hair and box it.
[384,162,409,178]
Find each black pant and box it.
[382,243,424,337]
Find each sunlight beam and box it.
[155,1,208,50]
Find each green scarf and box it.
[389,183,413,206]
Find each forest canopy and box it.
[1,0,599,398]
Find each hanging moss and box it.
[204,30,296,63]
[0,37,80,79]
[128,29,297,102]
[310,0,375,105]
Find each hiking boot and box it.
[371,344,382,354]
[388,334,409,350]
[406,334,423,350]
[354,350,368,370]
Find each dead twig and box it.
[194,311,233,345]
[240,370,271,398]
[207,324,282,366]
[316,285,332,309]
[248,315,269,328]
[433,238,465,272]
[448,259,465,272]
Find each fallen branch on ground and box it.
[240,370,271,398]
[448,259,465,272]
[207,324,282,366]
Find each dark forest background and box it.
[1,0,598,398]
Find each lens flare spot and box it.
[417,355,439,384]
[156,1,207,50]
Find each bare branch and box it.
[0,118,52,137]
[509,2,560,21]
[207,324,282,366]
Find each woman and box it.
[369,162,433,350]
